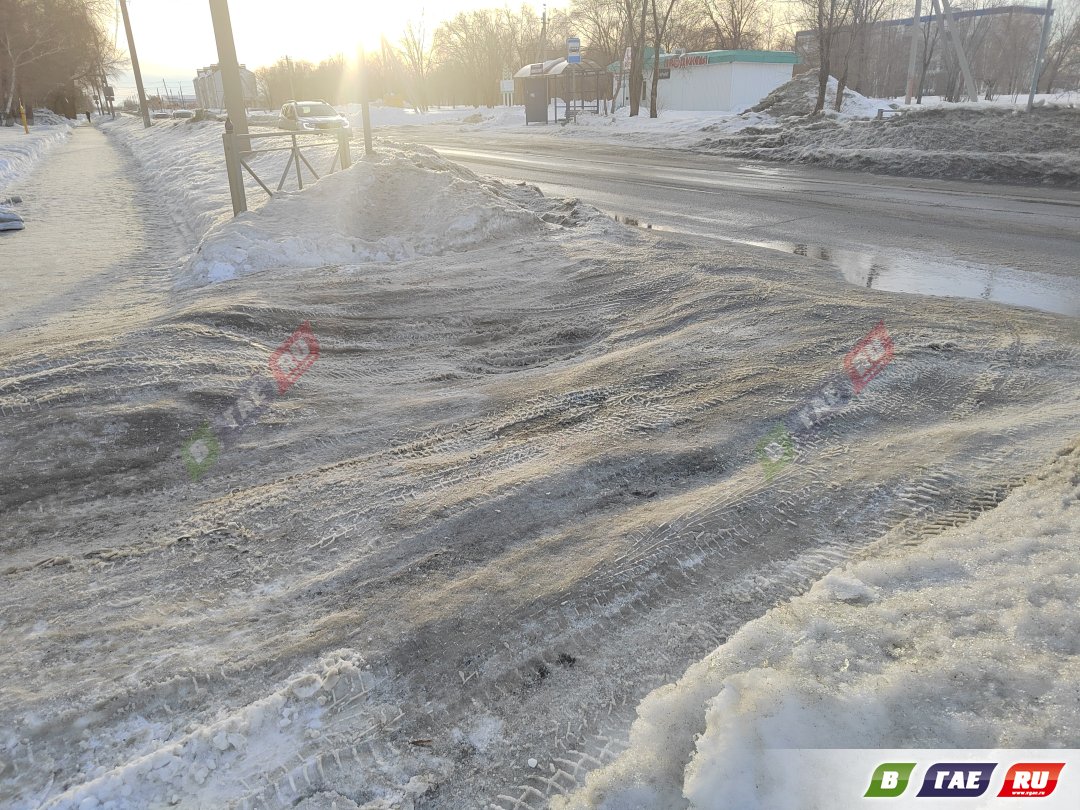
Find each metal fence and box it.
[221,129,353,216]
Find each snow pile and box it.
[749,71,894,119]
[183,144,588,285]
[557,439,1080,809]
[0,118,72,192]
[699,103,1080,185]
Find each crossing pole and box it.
[119,0,152,127]
[1027,0,1054,112]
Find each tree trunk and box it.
[629,0,648,116]
[815,60,829,113]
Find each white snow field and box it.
[0,114,73,193]
[1,114,1079,810]
[556,439,1080,809]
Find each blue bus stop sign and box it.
[567,37,581,64]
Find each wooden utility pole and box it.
[904,0,923,104]
[1027,0,1054,111]
[208,0,249,148]
[119,0,151,127]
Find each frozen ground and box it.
[557,438,1080,809]
[0,112,1078,810]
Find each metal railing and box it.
[222,129,353,216]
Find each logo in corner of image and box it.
[864,762,917,798]
[997,763,1065,798]
[915,763,996,798]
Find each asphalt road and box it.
[381,130,1080,316]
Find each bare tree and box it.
[797,0,853,113]
[401,17,433,112]
[648,0,679,116]
[1041,0,1080,90]
[832,0,895,110]
[701,0,765,48]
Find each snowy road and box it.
[1,127,1079,809]
[382,130,1080,315]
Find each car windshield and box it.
[295,103,337,117]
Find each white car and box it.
[277,100,351,133]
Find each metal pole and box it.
[286,55,297,100]
[119,0,152,128]
[1027,0,1054,112]
[208,0,249,151]
[935,0,979,102]
[359,49,373,155]
[904,0,923,105]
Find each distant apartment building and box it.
[194,64,258,110]
[795,5,1049,99]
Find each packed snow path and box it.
[0,126,184,347]
[1,132,1079,809]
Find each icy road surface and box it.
[383,131,1080,316]
[0,129,1079,809]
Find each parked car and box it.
[277,100,351,133]
[171,109,195,119]
[151,111,171,120]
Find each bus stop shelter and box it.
[514,58,611,124]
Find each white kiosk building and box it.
[618,49,800,112]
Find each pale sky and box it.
[116,0,569,100]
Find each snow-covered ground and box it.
[1,105,1078,810]
[557,438,1080,808]
[0,113,74,193]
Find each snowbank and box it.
[99,115,238,240]
[699,103,1080,186]
[183,144,593,286]
[750,72,894,119]
[0,116,73,192]
[557,439,1080,809]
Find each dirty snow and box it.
[184,145,594,286]
[557,439,1080,809]
[2,101,1079,810]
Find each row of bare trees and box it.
[246,0,1080,117]
[348,0,792,116]
[798,0,1080,111]
[1,0,122,118]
